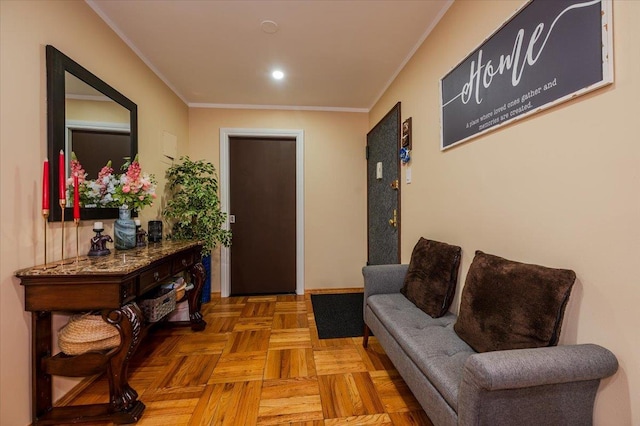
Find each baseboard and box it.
[305,287,363,295]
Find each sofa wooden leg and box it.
[363,324,370,348]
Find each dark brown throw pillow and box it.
[454,251,576,353]
[400,238,462,318]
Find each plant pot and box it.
[202,254,212,303]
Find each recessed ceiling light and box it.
[272,70,284,80]
[261,20,279,34]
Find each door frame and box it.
[219,128,305,297]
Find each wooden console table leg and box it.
[102,304,145,423]
[187,261,207,331]
[32,311,53,422]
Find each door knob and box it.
[388,209,398,228]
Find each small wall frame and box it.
[402,117,412,149]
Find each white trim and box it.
[66,120,130,132]
[191,103,367,113]
[219,128,305,297]
[601,0,614,84]
[66,94,113,102]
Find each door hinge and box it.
[365,145,369,160]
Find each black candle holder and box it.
[136,225,147,247]
[88,228,112,257]
[148,220,162,243]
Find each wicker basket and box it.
[58,313,121,356]
[139,288,176,322]
[174,279,187,302]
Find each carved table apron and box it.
[16,240,206,425]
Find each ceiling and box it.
[87,0,452,111]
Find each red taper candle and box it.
[73,172,80,220]
[42,159,50,210]
[58,150,65,201]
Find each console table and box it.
[16,240,207,425]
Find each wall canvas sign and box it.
[440,0,613,150]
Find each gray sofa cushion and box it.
[367,293,475,409]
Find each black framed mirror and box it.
[46,45,137,221]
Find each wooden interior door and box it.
[367,102,401,265]
[229,136,297,295]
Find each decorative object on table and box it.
[72,172,86,263]
[75,159,114,208]
[40,158,56,269]
[88,222,112,257]
[65,152,156,212]
[108,154,157,210]
[58,150,70,265]
[114,207,137,250]
[147,220,162,242]
[163,156,232,303]
[100,155,156,250]
[135,219,147,247]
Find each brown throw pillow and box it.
[400,238,462,318]
[454,251,576,353]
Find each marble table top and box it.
[16,240,202,277]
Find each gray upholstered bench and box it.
[363,240,618,426]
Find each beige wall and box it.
[3,0,637,424]
[188,108,369,292]
[370,0,639,424]
[66,98,130,124]
[0,1,189,424]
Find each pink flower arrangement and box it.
[67,153,156,212]
[112,155,157,212]
[66,152,87,187]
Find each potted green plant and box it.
[163,156,232,302]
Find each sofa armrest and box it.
[458,344,618,425]
[362,264,408,317]
[462,343,618,391]
[362,264,408,298]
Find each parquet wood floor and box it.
[61,291,434,425]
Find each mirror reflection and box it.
[65,72,131,178]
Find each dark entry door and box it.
[367,102,401,265]
[229,136,297,295]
